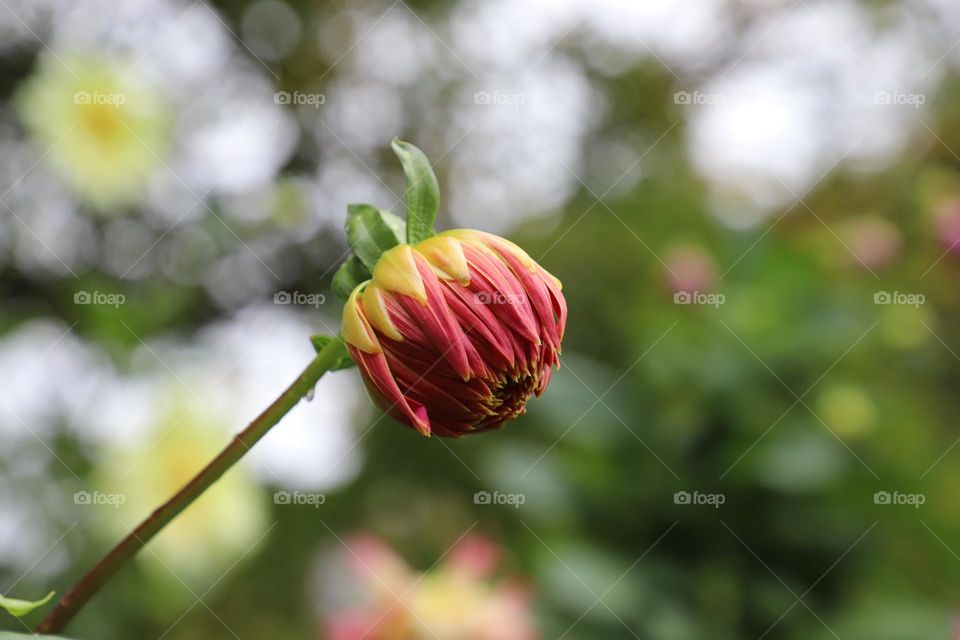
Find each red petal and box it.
[349,345,431,436]
[461,244,540,346]
[487,240,562,351]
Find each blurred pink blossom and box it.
[662,243,717,294]
[934,199,960,254]
[837,215,901,270]
[322,535,537,640]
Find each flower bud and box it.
[341,229,566,437]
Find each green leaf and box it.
[332,256,371,302]
[391,138,439,245]
[378,208,407,244]
[310,335,355,370]
[345,204,405,271]
[0,590,54,617]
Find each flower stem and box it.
[35,337,349,635]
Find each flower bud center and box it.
[490,373,538,420]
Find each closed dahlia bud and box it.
[341,229,566,437]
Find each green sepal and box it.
[391,138,439,244]
[345,203,405,271]
[310,334,355,370]
[0,590,55,617]
[332,256,371,302]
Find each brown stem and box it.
[35,338,348,635]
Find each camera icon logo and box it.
[873,491,891,505]
[274,491,292,505]
[874,91,892,105]
[74,491,92,505]
[473,91,492,105]
[74,291,92,304]
[673,91,692,105]
[73,91,92,105]
[674,291,692,304]
[274,91,291,105]
[274,291,292,304]
[673,491,691,505]
[474,491,492,505]
[873,291,891,304]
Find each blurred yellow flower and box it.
[94,399,268,584]
[817,384,877,440]
[17,54,168,209]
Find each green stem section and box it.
[35,338,349,635]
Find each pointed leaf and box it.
[332,256,371,302]
[0,590,54,617]
[346,204,405,271]
[310,335,355,370]
[378,208,407,244]
[392,138,439,244]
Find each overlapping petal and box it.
[341,230,566,437]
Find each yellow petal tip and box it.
[415,236,471,285]
[362,283,404,342]
[341,283,381,354]
[372,245,427,304]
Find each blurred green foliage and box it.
[3,0,960,639]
